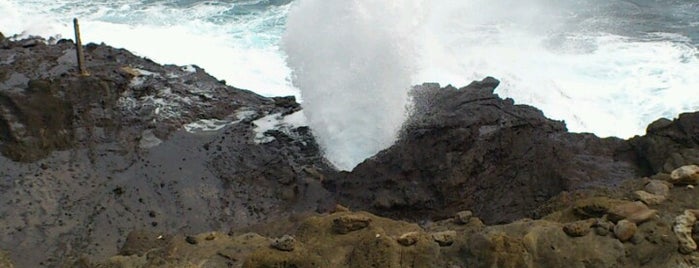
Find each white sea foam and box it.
[0,0,298,97]
[412,1,699,138]
[252,111,307,144]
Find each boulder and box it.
[607,201,657,224]
[397,232,420,246]
[644,180,671,196]
[674,210,698,254]
[562,219,595,237]
[613,220,637,242]
[455,210,474,225]
[593,218,614,236]
[630,113,699,173]
[431,231,457,247]
[332,215,372,234]
[670,165,699,185]
[271,235,296,252]
[633,190,666,205]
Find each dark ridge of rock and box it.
[0,36,332,267]
[630,113,699,174]
[325,78,644,224]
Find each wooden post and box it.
[73,18,89,76]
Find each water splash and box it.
[283,0,425,170]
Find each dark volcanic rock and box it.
[630,113,699,173]
[326,78,644,224]
[0,36,332,267]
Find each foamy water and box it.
[2,0,698,170]
[0,0,297,97]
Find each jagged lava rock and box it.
[0,35,334,267]
[325,78,644,224]
[630,114,699,174]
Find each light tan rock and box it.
[431,231,457,247]
[607,201,657,224]
[645,180,671,196]
[455,210,474,225]
[670,165,699,185]
[332,214,372,234]
[633,190,666,205]
[0,250,13,268]
[593,218,614,236]
[674,210,698,254]
[613,220,637,242]
[331,204,350,213]
[563,219,595,237]
[271,235,296,252]
[397,232,420,246]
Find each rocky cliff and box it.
[326,78,698,225]
[2,34,699,267]
[0,35,333,267]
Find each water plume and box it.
[283,0,424,170]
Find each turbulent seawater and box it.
[2,0,698,170]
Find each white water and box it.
[0,0,297,97]
[2,0,699,170]
[412,0,699,140]
[283,0,424,170]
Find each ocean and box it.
[1,0,698,170]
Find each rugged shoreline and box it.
[2,33,699,267]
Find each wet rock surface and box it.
[0,35,333,267]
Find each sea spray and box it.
[283,0,425,170]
